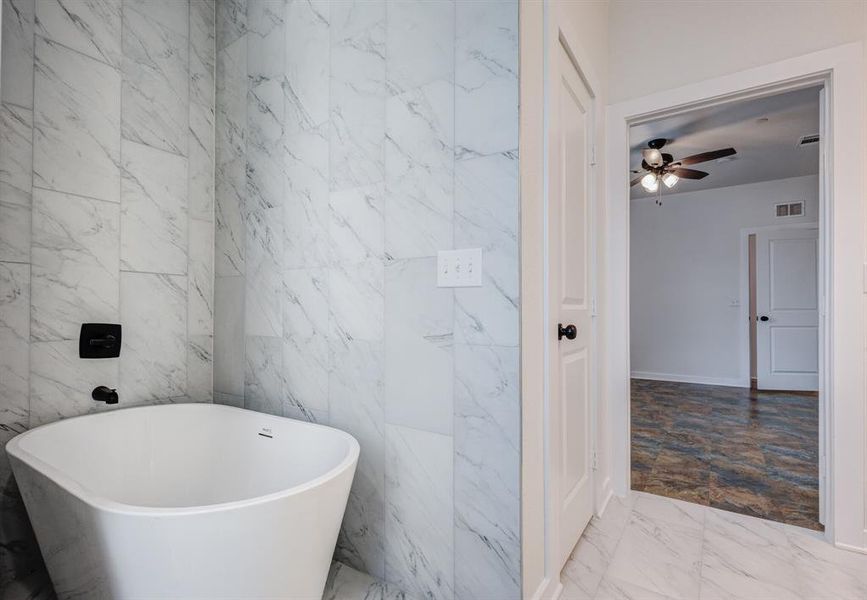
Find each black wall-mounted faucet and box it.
[92,386,118,404]
[79,324,122,359]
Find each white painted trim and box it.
[605,42,866,551]
[631,372,747,388]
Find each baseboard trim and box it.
[631,371,748,388]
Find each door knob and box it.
[759,315,770,322]
[558,323,577,340]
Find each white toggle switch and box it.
[437,248,483,287]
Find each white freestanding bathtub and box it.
[6,403,359,599]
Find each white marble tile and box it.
[31,188,119,342]
[214,390,244,407]
[216,156,246,276]
[285,0,329,130]
[699,508,800,600]
[33,36,121,202]
[216,0,246,50]
[384,80,453,259]
[454,152,518,347]
[34,0,122,67]
[330,337,386,579]
[786,524,867,600]
[593,577,679,600]
[284,121,330,268]
[120,141,188,274]
[384,424,454,600]
[323,561,385,600]
[329,259,384,343]
[246,0,285,83]
[329,0,386,191]
[29,340,118,427]
[385,0,453,96]
[188,218,214,336]
[0,103,33,194]
[330,184,384,264]
[383,257,453,435]
[216,35,247,167]
[247,78,284,212]
[454,344,520,600]
[1,0,34,108]
[119,272,187,403]
[562,496,635,599]
[454,0,518,159]
[0,262,29,434]
[213,275,245,396]
[282,267,328,416]
[632,492,706,531]
[244,334,283,416]
[189,100,216,222]
[0,186,31,263]
[187,334,213,403]
[605,509,703,600]
[245,208,282,337]
[122,0,189,156]
[190,0,216,109]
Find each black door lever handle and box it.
[759,315,770,322]
[558,323,577,340]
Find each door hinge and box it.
[590,144,597,166]
[591,296,597,317]
[592,451,598,471]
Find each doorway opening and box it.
[628,86,825,530]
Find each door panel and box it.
[548,40,594,569]
[756,228,819,391]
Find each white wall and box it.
[630,175,819,386]
[608,1,866,103]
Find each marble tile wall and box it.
[0,0,215,590]
[214,1,520,598]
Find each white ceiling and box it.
[628,86,821,199]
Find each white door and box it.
[755,227,819,391]
[548,40,594,569]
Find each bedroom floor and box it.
[630,378,820,530]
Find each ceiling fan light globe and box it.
[641,172,658,192]
[643,148,663,167]
[662,172,679,188]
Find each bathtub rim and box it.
[6,403,360,517]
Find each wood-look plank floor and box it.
[630,378,821,531]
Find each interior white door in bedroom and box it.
[755,227,820,391]
[548,39,594,569]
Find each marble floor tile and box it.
[323,561,414,600]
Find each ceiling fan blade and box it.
[671,168,708,180]
[674,147,736,166]
[630,174,644,187]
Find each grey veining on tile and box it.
[189,218,214,336]
[189,99,216,222]
[246,77,284,213]
[454,344,520,600]
[31,188,119,342]
[244,334,282,416]
[246,0,284,83]
[0,103,33,194]
[0,262,30,431]
[119,272,187,404]
[385,0,454,97]
[190,0,216,110]
[329,259,384,343]
[454,152,518,347]
[216,0,247,50]
[384,424,454,600]
[284,0,329,130]
[384,258,453,435]
[1,0,35,108]
[284,121,330,268]
[187,334,214,403]
[214,275,245,396]
[331,337,385,579]
[245,208,282,337]
[216,35,247,167]
[120,140,188,275]
[0,186,31,263]
[454,0,518,160]
[33,36,121,202]
[282,267,328,416]
[329,0,386,192]
[34,0,122,67]
[122,0,189,156]
[216,156,246,276]
[330,184,384,264]
[30,340,119,427]
[384,80,454,260]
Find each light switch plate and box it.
[437,248,482,287]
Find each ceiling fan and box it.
[631,138,736,198]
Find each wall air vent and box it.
[775,201,804,218]
[797,134,820,147]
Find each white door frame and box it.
[605,43,866,550]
